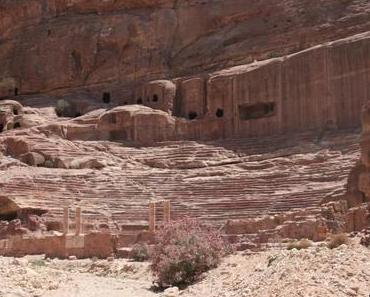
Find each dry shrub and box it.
[30,259,46,267]
[55,99,71,117]
[327,233,350,249]
[129,243,150,262]
[55,99,81,117]
[360,235,370,247]
[287,238,312,250]
[151,217,229,288]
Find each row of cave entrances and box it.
[102,92,159,105]
[188,108,225,121]
[187,102,276,121]
[101,92,276,121]
[102,92,221,121]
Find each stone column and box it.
[163,200,171,223]
[63,207,69,235]
[75,207,81,236]
[149,202,156,232]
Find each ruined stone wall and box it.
[1,0,370,101]
[0,232,114,258]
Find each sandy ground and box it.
[45,275,155,297]
[1,243,369,297]
[1,256,155,297]
[182,243,370,297]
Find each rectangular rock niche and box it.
[239,102,276,120]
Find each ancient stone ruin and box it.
[0,0,369,258]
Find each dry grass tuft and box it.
[287,238,312,250]
[327,233,350,249]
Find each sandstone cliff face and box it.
[23,32,369,144]
[1,0,370,99]
[1,0,370,254]
[346,102,370,208]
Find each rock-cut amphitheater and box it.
[0,0,369,257]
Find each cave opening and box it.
[0,211,17,221]
[14,88,18,96]
[13,107,18,115]
[137,98,143,105]
[239,102,276,120]
[0,207,48,223]
[13,122,21,129]
[216,108,224,118]
[188,111,198,120]
[153,94,159,102]
[0,196,20,222]
[0,124,3,133]
[102,92,111,104]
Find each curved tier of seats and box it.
[0,129,360,232]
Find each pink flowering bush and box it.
[151,217,229,288]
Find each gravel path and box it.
[44,274,155,297]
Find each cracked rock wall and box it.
[1,0,370,100]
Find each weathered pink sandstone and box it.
[1,0,370,98]
[0,1,370,256]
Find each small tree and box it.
[151,217,229,288]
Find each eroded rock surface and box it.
[0,110,366,246]
[2,0,370,99]
[0,1,370,254]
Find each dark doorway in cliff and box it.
[0,196,20,221]
[216,108,224,118]
[13,122,21,129]
[153,94,159,102]
[13,107,18,115]
[188,111,198,120]
[0,124,3,133]
[102,92,111,104]
[137,98,143,105]
[14,88,18,96]
[0,207,47,222]
[239,102,276,120]
[75,112,82,117]
[0,211,17,221]
[71,50,82,77]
